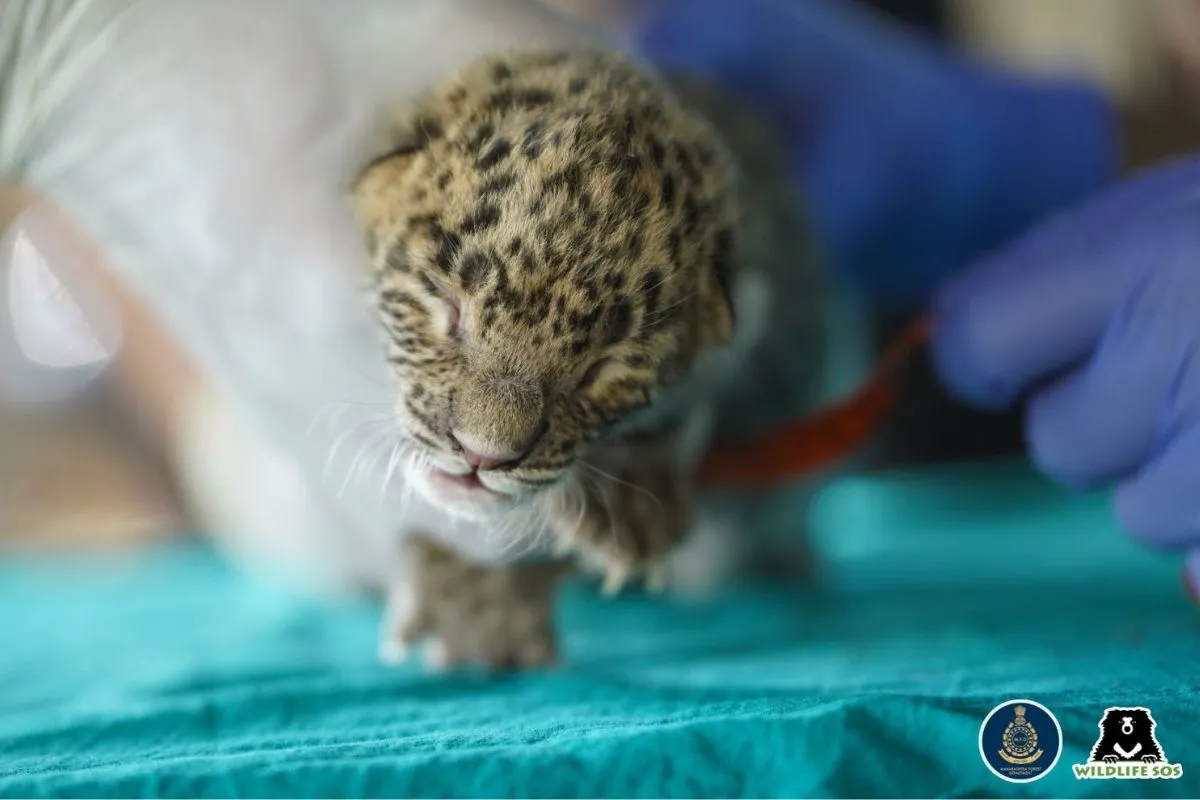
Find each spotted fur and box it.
[352,49,740,500]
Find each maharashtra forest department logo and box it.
[1072,707,1183,780]
[979,700,1063,783]
[1001,705,1042,764]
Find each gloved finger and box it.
[632,0,927,141]
[1114,426,1200,551]
[1024,261,1200,489]
[936,156,1200,313]
[932,157,1200,409]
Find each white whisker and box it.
[308,398,387,437]
[381,440,406,505]
[643,293,693,325]
[322,427,360,486]
[361,436,394,505]
[337,437,372,499]
[333,420,396,499]
[579,459,665,516]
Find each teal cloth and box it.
[3,458,1200,798]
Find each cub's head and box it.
[353,49,739,518]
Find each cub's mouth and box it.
[406,442,556,518]
[417,459,515,509]
[429,467,507,497]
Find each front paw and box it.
[1143,755,1162,764]
[1102,755,1119,764]
[556,459,694,595]
[379,537,570,672]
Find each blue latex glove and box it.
[632,0,1117,310]
[932,157,1200,592]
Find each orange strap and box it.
[695,315,1200,605]
[696,315,933,489]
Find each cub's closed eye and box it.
[446,296,461,338]
[578,357,619,391]
[419,273,462,338]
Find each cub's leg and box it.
[379,536,570,671]
[551,437,696,594]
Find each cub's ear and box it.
[701,226,736,347]
[350,106,443,195]
[354,136,423,187]
[350,109,443,245]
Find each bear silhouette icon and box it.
[1088,707,1165,764]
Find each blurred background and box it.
[2,0,1199,556]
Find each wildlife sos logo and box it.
[978,700,1063,783]
[1072,707,1183,780]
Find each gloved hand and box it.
[631,0,1117,310]
[932,156,1200,592]
[2,0,601,588]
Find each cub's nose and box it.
[450,431,528,471]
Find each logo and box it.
[979,700,1063,783]
[1072,707,1183,780]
